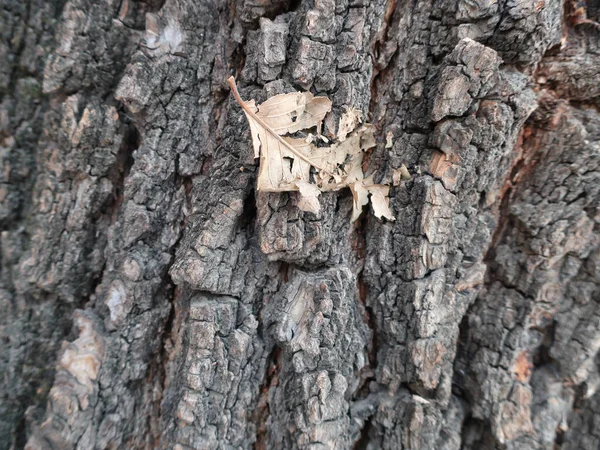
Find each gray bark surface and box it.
[0,0,599,449]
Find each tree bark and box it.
[1,0,599,449]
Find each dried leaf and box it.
[295,180,321,214]
[315,125,375,189]
[257,137,312,191]
[305,133,329,144]
[256,91,331,135]
[229,77,332,178]
[392,164,411,186]
[337,106,363,142]
[359,124,376,151]
[350,176,395,222]
[400,164,411,180]
[228,76,394,223]
[349,181,369,222]
[367,184,394,221]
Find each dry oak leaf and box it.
[228,76,394,222]
[337,106,363,142]
[392,164,411,186]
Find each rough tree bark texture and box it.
[1,0,599,449]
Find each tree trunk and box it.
[1,0,599,448]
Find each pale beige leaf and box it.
[305,133,331,146]
[340,132,364,157]
[392,164,411,186]
[341,143,364,184]
[254,92,306,134]
[367,184,395,221]
[314,125,373,189]
[228,77,333,177]
[256,91,331,135]
[228,76,394,223]
[337,106,362,142]
[400,164,411,180]
[295,180,321,214]
[256,136,312,192]
[349,181,369,222]
[359,124,376,151]
[280,139,312,184]
[311,141,350,174]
